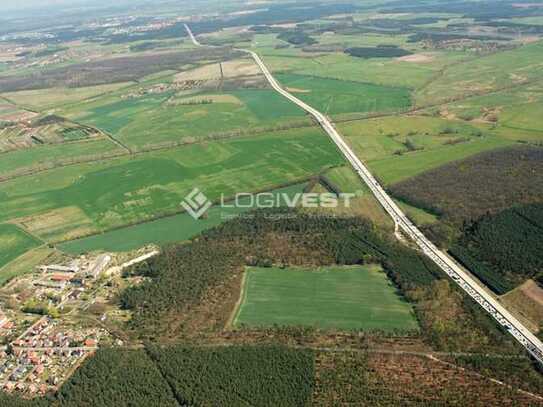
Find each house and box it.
[84,338,97,347]
[51,274,72,282]
[0,308,8,328]
[38,264,79,273]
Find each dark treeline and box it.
[450,203,543,294]
[0,48,238,92]
[345,46,413,58]
[119,208,515,354]
[382,0,543,20]
[119,209,442,335]
[277,30,317,46]
[407,31,510,43]
[389,146,543,226]
[146,344,314,406]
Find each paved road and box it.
[184,24,201,46]
[184,25,543,364]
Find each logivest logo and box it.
[181,188,213,220]
[182,188,356,220]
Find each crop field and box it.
[366,135,514,185]
[263,51,466,89]
[0,223,42,270]
[0,246,54,286]
[59,183,308,253]
[0,138,123,178]
[414,41,543,106]
[0,82,134,111]
[339,115,489,162]
[275,73,411,116]
[233,265,419,331]
[1,128,342,243]
[61,87,307,148]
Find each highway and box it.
[184,24,201,46]
[184,24,543,364]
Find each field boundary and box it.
[54,176,321,248]
[0,121,320,183]
[226,270,248,329]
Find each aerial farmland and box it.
[0,0,543,405]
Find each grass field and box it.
[339,115,488,162]
[0,138,123,177]
[234,265,418,332]
[58,183,308,253]
[1,82,134,111]
[1,128,342,242]
[414,41,543,106]
[0,223,42,270]
[275,73,411,116]
[0,246,54,286]
[262,51,466,89]
[60,87,308,148]
[367,136,515,184]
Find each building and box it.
[38,265,79,273]
[0,308,8,328]
[84,338,97,347]
[86,254,111,279]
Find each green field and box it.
[1,82,134,110]
[262,50,466,89]
[0,246,54,286]
[61,88,308,148]
[367,136,515,185]
[414,41,543,106]
[0,223,42,270]
[0,138,123,177]
[275,73,411,116]
[0,128,342,242]
[339,115,489,162]
[234,265,418,331]
[59,183,308,253]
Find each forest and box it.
[119,208,440,334]
[345,46,413,58]
[0,47,238,91]
[389,146,543,225]
[450,203,543,294]
[146,344,314,406]
[120,208,515,353]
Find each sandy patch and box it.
[397,53,434,63]
[501,279,543,333]
[175,58,261,82]
[271,23,298,29]
[285,87,311,93]
[229,8,267,16]
[170,94,243,106]
[518,35,541,44]
[513,3,543,8]
[521,280,543,306]
[14,206,97,242]
[510,73,528,83]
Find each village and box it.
[0,249,158,398]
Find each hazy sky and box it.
[1,0,97,12]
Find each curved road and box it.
[184,24,543,364]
